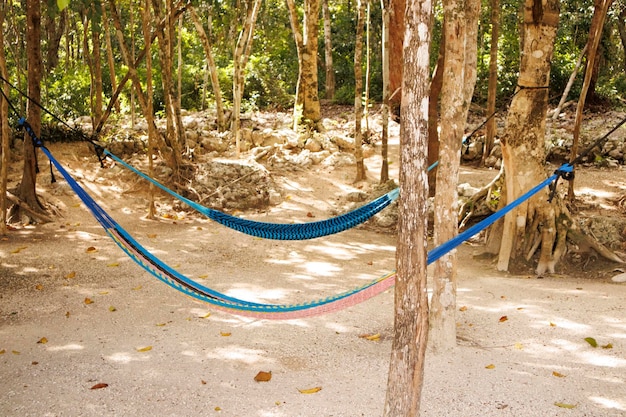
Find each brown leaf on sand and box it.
[84,298,94,305]
[254,371,272,382]
[37,337,48,344]
[86,246,97,253]
[499,316,508,323]
[359,333,381,341]
[90,383,109,390]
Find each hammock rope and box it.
[103,150,399,240]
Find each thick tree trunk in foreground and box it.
[430,0,480,354]
[497,0,560,274]
[383,0,431,414]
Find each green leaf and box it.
[584,337,598,348]
[57,0,70,11]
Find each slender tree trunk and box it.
[108,0,178,170]
[379,0,390,183]
[289,0,322,131]
[430,0,480,353]
[142,0,157,219]
[101,5,121,114]
[497,0,560,274]
[618,6,626,73]
[568,0,612,201]
[189,5,226,131]
[11,0,47,223]
[427,34,444,196]
[383,0,431,414]
[0,3,9,234]
[354,0,367,182]
[91,6,104,129]
[388,0,405,117]
[552,44,587,120]
[232,0,262,156]
[322,0,335,100]
[483,0,499,166]
[44,9,66,71]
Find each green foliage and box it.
[45,66,93,120]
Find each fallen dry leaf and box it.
[90,383,109,390]
[107,263,119,267]
[298,386,322,394]
[359,333,381,341]
[554,402,577,409]
[12,350,20,355]
[37,337,48,344]
[147,233,157,238]
[11,246,28,254]
[132,285,143,291]
[254,371,272,382]
[65,271,76,279]
[0,349,5,354]
[584,337,598,348]
[552,371,566,378]
[485,364,495,369]
[35,284,43,291]
[306,212,314,218]
[65,311,71,318]
[514,343,523,350]
[602,343,613,349]
[108,306,117,312]
[459,306,468,312]
[220,332,232,337]
[199,312,211,319]
[84,298,94,305]
[549,322,557,327]
[86,246,97,253]
[137,346,153,352]
[201,380,207,385]
[499,316,508,323]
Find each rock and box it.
[333,136,355,151]
[309,150,331,165]
[346,191,368,202]
[321,152,356,167]
[611,273,626,283]
[305,138,323,152]
[457,183,480,197]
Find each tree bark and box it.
[90,5,104,128]
[427,33,444,196]
[11,0,47,223]
[101,4,121,114]
[496,0,560,274]
[388,0,405,117]
[483,0,499,165]
[289,0,322,131]
[232,0,262,156]
[188,4,226,132]
[430,0,480,353]
[354,0,367,182]
[618,6,626,73]
[0,3,9,234]
[379,0,390,183]
[322,0,335,100]
[383,0,431,414]
[568,0,612,201]
[552,44,587,120]
[142,0,157,219]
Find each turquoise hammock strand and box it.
[104,150,399,241]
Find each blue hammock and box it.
[104,150,399,240]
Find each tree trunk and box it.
[483,0,499,166]
[108,0,178,170]
[568,0,612,201]
[427,33,444,196]
[1,3,9,234]
[496,0,560,274]
[91,5,103,129]
[101,4,121,114]
[44,9,66,71]
[354,0,367,182]
[11,0,47,223]
[430,0,480,354]
[142,0,157,219]
[188,5,226,132]
[232,0,262,156]
[383,0,431,414]
[379,0,390,183]
[322,0,335,101]
[388,0,405,117]
[551,44,587,120]
[289,0,322,131]
[152,0,186,162]
[618,6,626,73]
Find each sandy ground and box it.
[1,138,626,417]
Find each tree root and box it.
[5,191,54,224]
[567,227,625,264]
